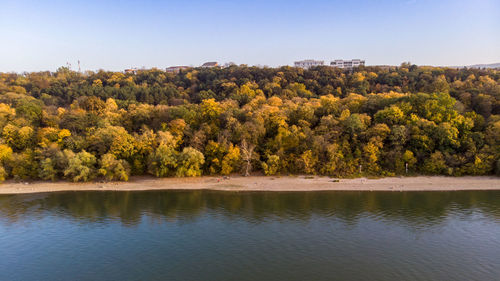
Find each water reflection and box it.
[1,190,500,281]
[1,191,499,226]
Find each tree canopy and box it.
[0,64,498,181]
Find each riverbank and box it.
[0,176,499,194]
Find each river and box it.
[1,190,499,281]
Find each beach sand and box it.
[0,176,499,194]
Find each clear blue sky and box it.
[1,0,499,72]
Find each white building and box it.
[294,60,324,69]
[330,59,365,69]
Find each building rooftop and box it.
[201,62,218,67]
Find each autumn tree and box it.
[64,150,97,182]
[176,147,205,177]
[99,153,131,181]
[262,155,280,175]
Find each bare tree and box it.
[240,139,255,176]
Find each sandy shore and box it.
[0,176,499,194]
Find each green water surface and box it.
[1,190,499,281]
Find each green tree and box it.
[176,147,205,177]
[99,153,131,181]
[296,150,318,174]
[262,155,280,175]
[64,150,97,182]
[421,151,447,174]
[2,124,34,151]
[10,150,38,180]
[148,144,178,177]
[374,105,405,126]
[39,158,57,181]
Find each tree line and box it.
[0,63,498,182]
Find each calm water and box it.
[1,191,500,281]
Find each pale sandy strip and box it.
[0,176,499,194]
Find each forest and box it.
[0,63,498,182]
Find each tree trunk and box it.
[240,140,255,177]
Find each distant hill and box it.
[450,63,500,69]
